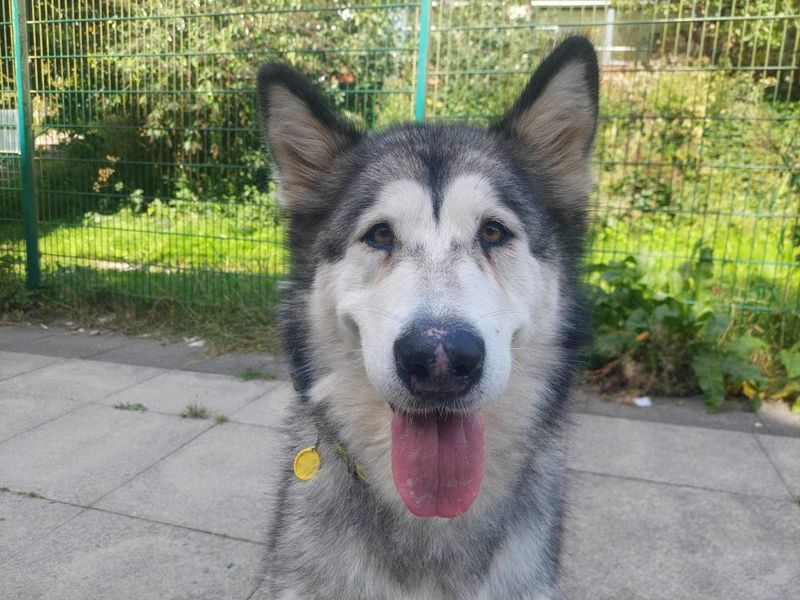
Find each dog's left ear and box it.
[257,63,361,212]
[494,36,599,212]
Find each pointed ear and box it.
[257,63,361,211]
[494,36,599,212]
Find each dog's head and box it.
[258,37,598,518]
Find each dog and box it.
[255,35,599,600]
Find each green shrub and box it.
[587,240,799,412]
[0,253,29,316]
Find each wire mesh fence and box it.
[0,8,21,280]
[1,0,798,319]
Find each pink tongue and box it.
[391,412,484,518]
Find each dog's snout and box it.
[394,321,484,399]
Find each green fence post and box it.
[11,0,40,291]
[414,0,431,122]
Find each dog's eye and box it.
[479,221,509,246]
[364,223,395,250]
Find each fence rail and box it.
[1,0,798,320]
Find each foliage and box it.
[18,0,415,205]
[587,240,798,412]
[0,253,29,317]
[773,342,800,413]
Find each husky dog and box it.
[256,36,598,600]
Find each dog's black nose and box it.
[394,321,484,399]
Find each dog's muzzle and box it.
[393,320,484,404]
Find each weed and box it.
[214,414,230,424]
[0,487,42,499]
[587,240,798,412]
[114,402,147,412]
[237,367,277,381]
[181,403,209,419]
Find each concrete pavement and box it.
[1,323,798,599]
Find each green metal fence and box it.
[1,0,798,317]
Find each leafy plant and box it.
[772,342,800,413]
[587,240,773,412]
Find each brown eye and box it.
[480,221,508,246]
[364,223,394,250]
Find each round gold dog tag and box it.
[293,447,321,481]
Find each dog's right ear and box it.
[257,63,361,211]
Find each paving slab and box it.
[567,413,788,499]
[0,329,135,360]
[562,471,800,600]
[97,422,283,541]
[0,404,210,505]
[757,434,800,498]
[0,507,263,600]
[0,325,57,351]
[0,492,84,563]
[0,358,164,403]
[230,382,294,427]
[104,370,276,416]
[0,351,64,381]
[0,394,83,442]
[90,338,209,370]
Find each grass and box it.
[0,196,289,278]
[0,263,281,354]
[237,367,277,381]
[113,402,147,411]
[0,487,43,499]
[180,402,209,419]
[214,414,230,424]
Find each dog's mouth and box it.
[389,406,484,519]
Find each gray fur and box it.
[256,36,599,599]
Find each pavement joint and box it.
[0,355,62,383]
[91,364,170,404]
[0,493,90,568]
[0,392,283,438]
[754,433,797,502]
[566,467,800,504]
[0,488,266,553]
[85,420,218,509]
[81,338,142,361]
[84,505,267,546]
[0,398,87,445]
[0,353,63,383]
[570,407,754,434]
